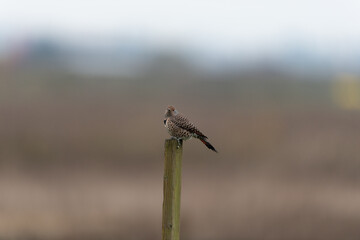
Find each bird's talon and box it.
[176,139,182,149]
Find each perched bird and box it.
[164,106,217,152]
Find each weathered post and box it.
[162,139,183,240]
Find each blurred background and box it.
[1,1,360,239]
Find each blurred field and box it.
[1,68,360,240]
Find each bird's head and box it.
[165,105,178,117]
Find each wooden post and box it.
[162,139,183,240]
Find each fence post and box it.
[162,139,183,240]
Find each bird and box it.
[164,106,217,152]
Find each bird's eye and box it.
[163,119,166,125]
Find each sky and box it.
[0,0,360,52]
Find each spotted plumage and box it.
[164,106,217,152]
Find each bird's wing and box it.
[171,114,207,139]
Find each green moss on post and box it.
[162,139,183,240]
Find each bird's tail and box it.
[199,138,218,153]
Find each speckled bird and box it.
[164,106,217,152]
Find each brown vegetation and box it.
[0,69,360,239]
